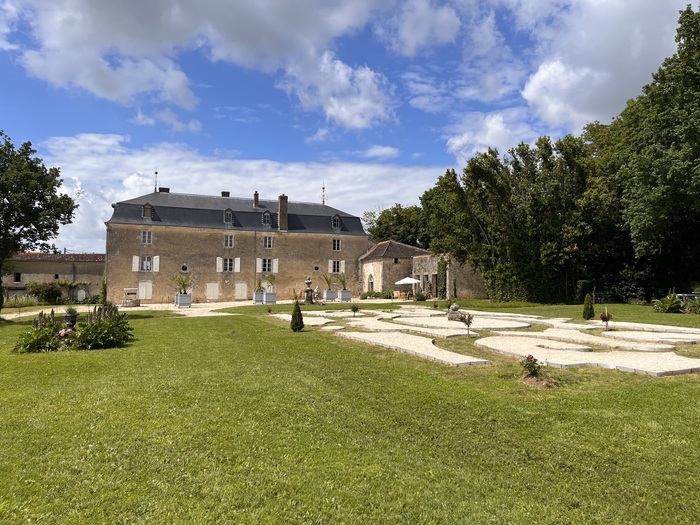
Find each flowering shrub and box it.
[13,304,133,353]
[72,304,134,350]
[520,354,542,378]
[13,310,74,353]
[599,311,613,322]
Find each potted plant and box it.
[336,273,351,302]
[262,274,277,305]
[253,277,265,304]
[172,274,193,308]
[321,273,337,302]
[64,306,78,328]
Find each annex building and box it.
[105,188,373,304]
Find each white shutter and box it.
[132,256,139,272]
[328,260,333,273]
[216,257,223,273]
[256,258,263,273]
[272,258,279,273]
[152,256,160,273]
[340,260,345,273]
[234,257,241,273]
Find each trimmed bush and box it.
[291,301,304,332]
[582,294,595,320]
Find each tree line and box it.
[365,5,700,303]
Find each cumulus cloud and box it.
[446,108,540,165]
[378,0,461,56]
[41,134,442,253]
[282,51,393,129]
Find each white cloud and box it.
[0,0,21,50]
[446,108,540,165]
[41,134,443,253]
[306,127,331,144]
[282,51,393,129]
[519,0,685,129]
[379,0,461,56]
[360,145,400,160]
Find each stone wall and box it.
[106,223,371,304]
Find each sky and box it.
[0,0,690,254]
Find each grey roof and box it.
[11,252,105,263]
[106,190,367,236]
[359,240,431,261]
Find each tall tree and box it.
[612,5,700,294]
[0,131,77,311]
[365,204,431,247]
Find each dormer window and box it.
[262,211,271,226]
[142,204,152,218]
[332,215,340,229]
[224,209,234,224]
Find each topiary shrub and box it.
[582,293,595,320]
[291,301,304,332]
[415,293,426,301]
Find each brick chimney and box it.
[221,191,230,197]
[278,194,288,231]
[253,191,259,208]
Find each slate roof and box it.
[106,190,367,236]
[359,240,431,260]
[11,253,105,263]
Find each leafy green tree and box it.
[0,131,77,311]
[611,5,700,295]
[365,204,431,247]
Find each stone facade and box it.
[105,189,371,304]
[413,254,487,300]
[2,253,105,300]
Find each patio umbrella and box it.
[394,277,420,285]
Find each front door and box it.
[205,282,219,302]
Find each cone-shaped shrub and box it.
[291,301,304,332]
[582,293,595,320]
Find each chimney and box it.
[253,191,259,208]
[221,191,230,197]
[278,194,288,231]
[158,187,170,193]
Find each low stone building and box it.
[105,188,372,304]
[2,252,105,301]
[358,240,487,300]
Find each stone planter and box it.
[64,313,77,328]
[263,292,277,305]
[323,290,336,302]
[175,293,192,308]
[253,291,264,304]
[337,289,351,302]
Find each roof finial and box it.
[154,169,158,192]
[322,182,325,205]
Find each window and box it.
[262,212,271,226]
[263,236,273,249]
[13,273,21,283]
[329,259,345,274]
[140,256,152,272]
[331,260,341,273]
[141,230,152,244]
[394,258,400,264]
[142,204,152,218]
[223,258,234,272]
[262,258,272,273]
[332,215,340,229]
[332,239,341,251]
[224,235,234,248]
[54,274,59,280]
[217,257,240,273]
[224,209,234,223]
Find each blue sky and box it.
[0,0,688,253]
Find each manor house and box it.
[105,188,372,304]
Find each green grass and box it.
[1,304,699,523]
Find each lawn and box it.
[0,303,699,524]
